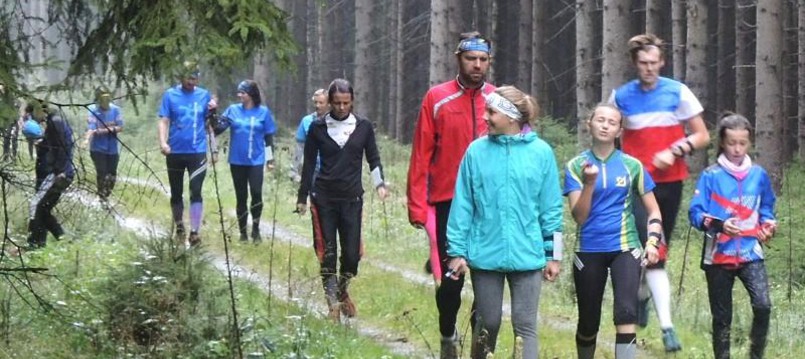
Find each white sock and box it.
[646,268,673,329]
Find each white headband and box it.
[485,92,522,121]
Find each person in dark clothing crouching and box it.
[296,78,389,323]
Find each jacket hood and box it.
[488,131,537,144]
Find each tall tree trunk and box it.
[393,0,405,141]
[517,0,532,91]
[429,0,451,86]
[672,1,687,81]
[401,0,431,143]
[601,0,631,99]
[494,0,518,86]
[784,0,799,161]
[799,0,805,159]
[576,0,598,149]
[354,0,374,120]
[736,0,756,122]
[755,0,785,190]
[531,0,547,110]
[717,0,736,114]
[686,0,709,172]
[646,0,665,35]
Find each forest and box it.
[1,0,805,358]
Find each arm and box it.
[758,169,778,241]
[688,174,711,231]
[567,161,598,224]
[363,120,386,191]
[640,192,663,264]
[538,149,564,281]
[406,96,436,226]
[296,124,319,208]
[158,117,170,155]
[445,150,474,262]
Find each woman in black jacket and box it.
[296,78,388,323]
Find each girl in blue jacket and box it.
[445,86,563,359]
[688,113,776,359]
[564,104,661,359]
[213,80,276,242]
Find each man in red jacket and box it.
[406,31,495,359]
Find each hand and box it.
[652,149,676,170]
[758,222,776,243]
[643,245,659,266]
[722,218,741,236]
[296,203,307,216]
[582,161,599,186]
[265,161,275,172]
[377,185,389,200]
[208,97,218,111]
[411,221,425,230]
[445,257,468,280]
[543,260,561,282]
[160,143,171,156]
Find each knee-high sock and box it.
[190,202,203,232]
[646,268,673,328]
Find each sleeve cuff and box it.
[543,232,563,261]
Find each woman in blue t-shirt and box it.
[85,86,123,200]
[213,80,276,242]
[564,104,661,359]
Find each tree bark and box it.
[354,0,374,120]
[672,0,687,81]
[576,0,598,149]
[601,0,631,99]
[716,0,736,114]
[735,0,756,122]
[531,0,547,110]
[685,0,710,172]
[517,0,532,91]
[755,0,785,190]
[799,0,805,159]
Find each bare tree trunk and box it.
[429,0,451,86]
[576,0,598,149]
[646,0,664,35]
[672,0,687,81]
[517,0,532,91]
[717,0,736,114]
[531,0,547,109]
[393,0,405,141]
[686,0,710,172]
[736,0,756,122]
[799,0,805,159]
[755,0,785,190]
[354,0,373,120]
[601,0,631,98]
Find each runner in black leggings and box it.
[564,104,661,359]
[212,80,276,242]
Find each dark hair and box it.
[327,78,353,103]
[237,79,262,106]
[628,33,665,63]
[716,112,753,156]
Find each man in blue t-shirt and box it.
[290,88,328,182]
[157,61,216,246]
[86,86,123,200]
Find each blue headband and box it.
[455,37,490,54]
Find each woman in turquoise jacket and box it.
[445,86,563,359]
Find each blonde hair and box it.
[494,86,539,125]
[311,88,326,101]
[628,33,665,62]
